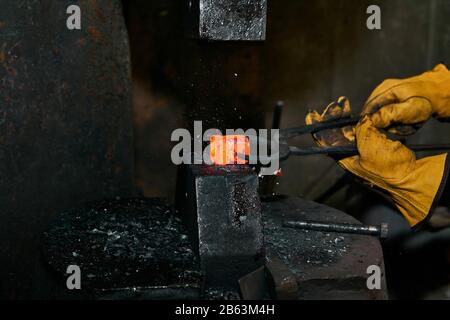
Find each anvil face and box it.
[175,164,265,290]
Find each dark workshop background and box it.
[0,0,449,299]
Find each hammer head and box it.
[186,0,267,41]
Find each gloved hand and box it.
[362,64,450,135]
[306,97,449,227]
[305,96,356,147]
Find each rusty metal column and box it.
[0,0,134,298]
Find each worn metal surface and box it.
[0,0,134,298]
[262,195,388,300]
[238,266,269,300]
[186,0,267,41]
[42,198,201,297]
[265,255,298,300]
[97,285,201,300]
[176,164,265,290]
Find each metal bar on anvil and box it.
[283,220,389,239]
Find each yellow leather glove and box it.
[306,97,450,227]
[305,96,356,147]
[362,64,450,135]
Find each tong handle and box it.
[289,144,450,157]
[282,117,360,138]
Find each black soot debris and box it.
[42,198,201,290]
